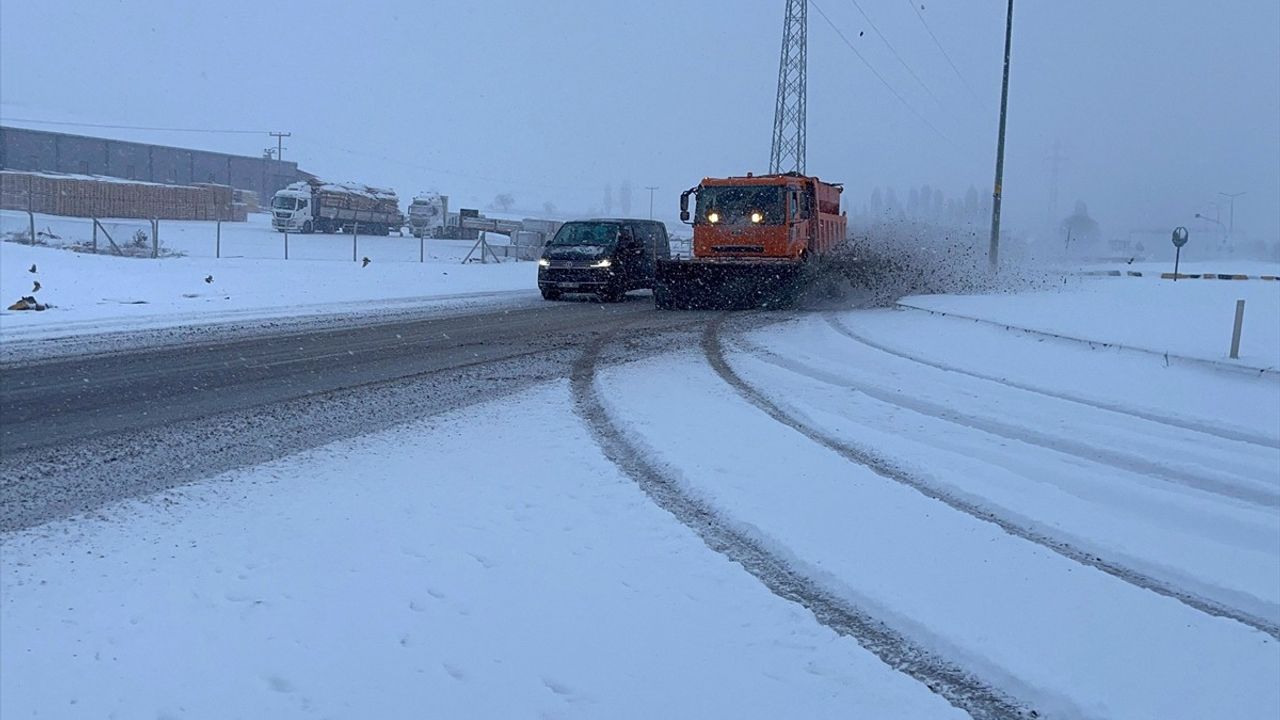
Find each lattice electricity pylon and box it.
[769,0,807,175]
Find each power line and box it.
[808,0,953,146]
[0,117,271,135]
[904,0,979,100]
[846,0,943,108]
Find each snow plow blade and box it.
[654,259,807,310]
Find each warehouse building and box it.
[0,125,303,205]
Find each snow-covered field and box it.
[0,210,538,342]
[3,245,1279,717]
[902,271,1280,372]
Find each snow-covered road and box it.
[3,276,1278,719]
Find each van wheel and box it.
[541,288,562,301]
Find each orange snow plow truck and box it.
[655,172,847,309]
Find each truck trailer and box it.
[271,179,403,235]
[655,172,847,309]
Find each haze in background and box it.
[2,0,1277,243]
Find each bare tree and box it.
[491,193,515,213]
[603,183,613,215]
[619,180,633,215]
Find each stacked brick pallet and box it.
[0,171,241,221]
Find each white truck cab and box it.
[270,188,315,233]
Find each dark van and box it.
[537,219,670,302]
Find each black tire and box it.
[302,220,313,234]
[541,288,562,301]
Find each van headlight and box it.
[590,258,612,269]
[537,258,551,268]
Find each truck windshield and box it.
[272,196,299,211]
[696,186,785,226]
[549,222,620,246]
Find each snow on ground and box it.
[599,343,1280,719]
[0,382,962,720]
[0,210,538,342]
[900,270,1280,371]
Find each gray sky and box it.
[2,0,1277,240]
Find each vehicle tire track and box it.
[571,321,1037,720]
[732,334,1278,510]
[702,314,1280,640]
[823,313,1280,450]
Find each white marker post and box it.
[1229,300,1246,359]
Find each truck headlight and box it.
[537,258,551,268]
[750,211,764,224]
[590,258,612,269]
[707,211,721,224]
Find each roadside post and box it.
[27,176,36,245]
[1171,226,1189,280]
[352,223,359,262]
[151,218,159,259]
[420,234,424,263]
[1230,300,1246,359]
[284,231,289,260]
[216,219,222,258]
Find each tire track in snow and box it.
[703,315,1280,641]
[823,313,1280,450]
[571,321,1037,720]
[734,334,1278,510]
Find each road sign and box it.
[1172,227,1189,248]
[1171,226,1189,280]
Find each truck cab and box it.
[270,188,315,233]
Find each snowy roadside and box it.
[0,212,541,358]
[899,269,1280,373]
[0,381,962,720]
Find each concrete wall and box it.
[0,125,301,203]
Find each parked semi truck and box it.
[407,192,448,238]
[655,171,847,309]
[271,179,403,235]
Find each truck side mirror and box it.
[680,210,690,222]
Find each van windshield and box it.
[549,222,620,247]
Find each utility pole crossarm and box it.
[269,131,292,162]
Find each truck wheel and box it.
[541,288,562,301]
[302,220,313,234]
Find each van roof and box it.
[572,218,665,225]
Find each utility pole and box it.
[769,0,807,174]
[1218,191,1245,234]
[269,131,291,162]
[645,186,659,220]
[988,0,1014,271]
